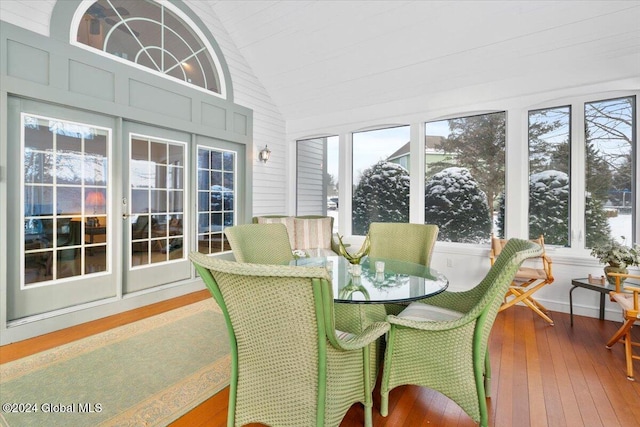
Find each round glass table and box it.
[291,255,448,303]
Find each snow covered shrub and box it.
[424,167,492,243]
[352,161,410,235]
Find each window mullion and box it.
[571,101,586,248]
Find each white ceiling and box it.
[209,1,640,123]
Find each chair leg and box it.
[380,391,389,417]
[474,349,489,427]
[380,327,396,417]
[624,331,635,381]
[606,318,634,348]
[484,348,492,398]
[500,286,554,325]
[521,296,554,325]
[362,345,374,427]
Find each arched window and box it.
[72,0,225,97]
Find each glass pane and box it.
[210,151,222,170]
[24,118,53,151]
[168,190,183,212]
[528,106,570,246]
[425,113,505,244]
[24,150,54,184]
[57,133,82,152]
[150,190,167,212]
[296,136,339,233]
[352,127,410,235]
[197,147,236,254]
[24,185,54,216]
[85,188,107,215]
[154,165,167,189]
[129,135,186,268]
[76,0,221,94]
[585,97,635,247]
[150,141,167,164]
[57,186,83,215]
[131,138,149,161]
[56,153,83,185]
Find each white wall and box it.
[183,0,289,216]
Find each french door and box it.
[7,98,117,322]
[7,99,244,323]
[122,122,191,293]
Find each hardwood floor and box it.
[3,293,639,426]
[170,305,640,427]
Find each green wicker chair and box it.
[368,222,439,316]
[380,238,542,427]
[224,223,294,264]
[190,252,390,427]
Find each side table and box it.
[569,278,615,326]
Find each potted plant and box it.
[590,237,640,284]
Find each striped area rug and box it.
[0,299,230,427]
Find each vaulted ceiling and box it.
[209,1,640,123]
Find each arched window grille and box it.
[73,0,225,97]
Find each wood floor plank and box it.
[523,314,547,427]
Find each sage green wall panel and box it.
[201,102,227,130]
[69,60,115,102]
[129,79,192,121]
[7,39,49,85]
[234,112,248,136]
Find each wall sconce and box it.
[258,145,271,163]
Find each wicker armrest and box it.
[331,321,389,351]
[386,312,474,331]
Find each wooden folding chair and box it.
[606,272,640,381]
[490,234,554,325]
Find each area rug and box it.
[0,298,230,427]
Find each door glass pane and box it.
[130,135,186,267]
[352,126,410,235]
[197,146,235,254]
[22,114,110,286]
[585,97,635,247]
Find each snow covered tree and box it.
[352,161,410,235]
[496,170,611,247]
[528,170,570,246]
[429,113,505,222]
[424,167,492,243]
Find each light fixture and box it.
[258,145,271,163]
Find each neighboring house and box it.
[387,135,454,173]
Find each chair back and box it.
[224,223,293,264]
[368,223,439,266]
[470,239,543,324]
[189,252,335,426]
[490,234,553,280]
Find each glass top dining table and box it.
[290,255,448,304]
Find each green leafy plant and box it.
[590,237,640,267]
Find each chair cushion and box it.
[294,217,332,250]
[612,293,639,318]
[336,329,356,340]
[256,216,296,248]
[398,301,464,322]
[514,266,548,281]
